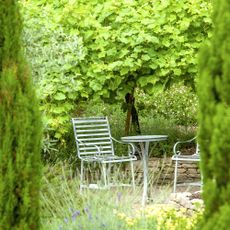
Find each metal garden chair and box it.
[172,136,201,193]
[72,117,137,191]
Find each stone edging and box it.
[129,157,201,185]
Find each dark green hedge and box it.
[198,0,230,229]
[0,0,42,229]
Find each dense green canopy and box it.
[21,0,212,141]
[59,0,212,100]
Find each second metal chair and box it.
[172,137,201,193]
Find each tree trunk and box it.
[124,91,141,136]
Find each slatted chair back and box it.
[72,117,115,159]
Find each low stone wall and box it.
[130,157,201,185]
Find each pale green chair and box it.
[172,137,201,193]
[72,117,137,191]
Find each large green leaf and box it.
[53,92,66,101]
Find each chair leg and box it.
[80,160,84,193]
[200,164,203,190]
[102,163,107,188]
[107,163,111,187]
[173,160,178,193]
[130,161,135,190]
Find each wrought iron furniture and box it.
[72,117,137,191]
[172,136,201,193]
[121,135,168,206]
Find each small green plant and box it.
[40,164,83,224]
[115,204,202,230]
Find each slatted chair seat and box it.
[172,136,201,193]
[72,117,137,191]
[172,153,200,161]
[81,155,136,163]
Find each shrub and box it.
[0,0,42,229]
[115,204,202,230]
[137,83,198,127]
[198,0,230,229]
[20,0,85,143]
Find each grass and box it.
[40,163,202,230]
[41,163,140,229]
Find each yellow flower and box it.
[125,217,136,226]
[117,212,126,220]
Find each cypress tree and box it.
[198,0,230,229]
[0,0,42,229]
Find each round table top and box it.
[121,135,168,142]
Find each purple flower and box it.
[84,207,89,213]
[84,206,93,220]
[72,210,80,221]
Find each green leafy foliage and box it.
[198,0,230,229]
[0,0,42,228]
[19,0,212,162]
[20,0,86,143]
[59,0,212,100]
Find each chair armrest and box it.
[76,139,102,157]
[111,137,136,156]
[173,136,197,156]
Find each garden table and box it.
[121,135,168,206]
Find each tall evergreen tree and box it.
[0,0,42,229]
[198,0,230,229]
